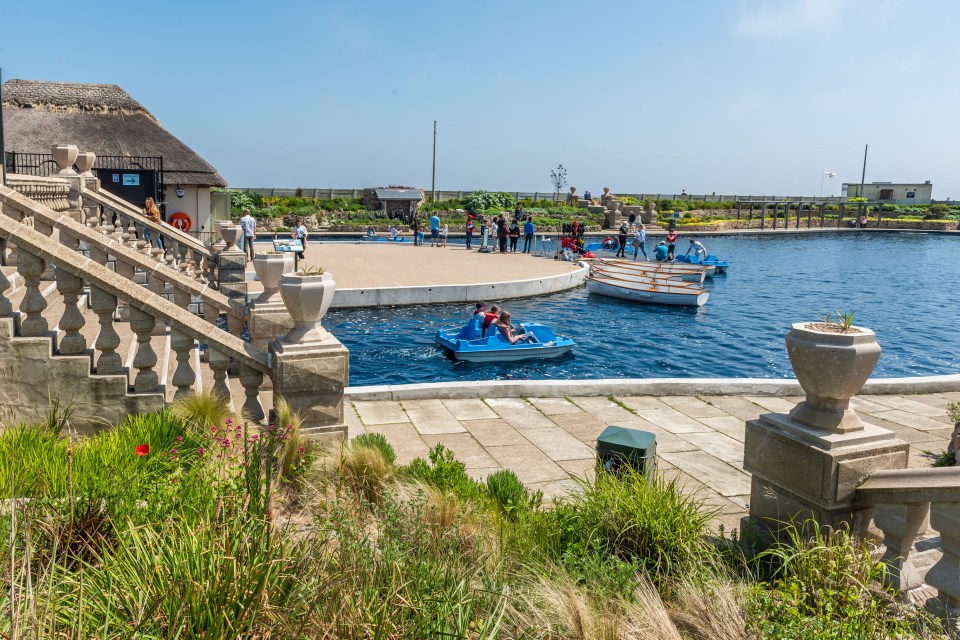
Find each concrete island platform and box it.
[247,241,588,309]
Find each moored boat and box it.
[591,258,713,282]
[591,261,707,285]
[675,254,729,274]
[586,275,710,307]
[434,317,575,362]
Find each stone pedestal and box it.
[216,249,248,329]
[744,412,908,531]
[269,334,349,440]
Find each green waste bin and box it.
[596,425,657,477]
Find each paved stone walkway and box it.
[346,392,960,532]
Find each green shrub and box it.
[402,444,485,504]
[485,469,542,518]
[749,520,937,638]
[464,191,515,213]
[351,432,397,466]
[552,468,717,588]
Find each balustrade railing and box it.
[856,467,960,613]
[3,175,243,328]
[0,184,270,421]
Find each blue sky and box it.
[2,0,959,197]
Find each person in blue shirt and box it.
[654,240,669,261]
[522,217,536,253]
[429,214,441,247]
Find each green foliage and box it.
[748,520,935,639]
[552,467,717,588]
[463,190,515,213]
[351,432,397,466]
[402,443,486,504]
[848,196,868,203]
[212,187,257,213]
[928,203,950,215]
[485,469,542,518]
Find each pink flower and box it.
[135,444,149,457]
[175,436,183,442]
[198,448,205,455]
[225,419,233,426]
[251,434,260,442]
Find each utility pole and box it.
[431,120,437,202]
[858,144,868,199]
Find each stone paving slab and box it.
[442,398,498,421]
[353,400,409,425]
[349,392,956,530]
[527,397,585,415]
[402,399,466,434]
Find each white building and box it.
[842,181,933,204]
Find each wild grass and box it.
[0,416,949,638]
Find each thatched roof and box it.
[2,79,227,187]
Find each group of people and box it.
[473,301,532,344]
[485,214,536,254]
[238,208,307,260]
[403,206,536,254]
[409,214,450,247]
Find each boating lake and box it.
[323,232,960,386]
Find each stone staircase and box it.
[0,169,346,436]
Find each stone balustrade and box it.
[0,184,270,423]
[0,181,349,438]
[856,467,960,615]
[3,174,243,330]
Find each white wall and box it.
[164,185,212,233]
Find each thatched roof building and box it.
[2,79,226,187]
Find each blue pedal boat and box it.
[434,317,574,363]
[675,254,729,274]
[362,235,409,243]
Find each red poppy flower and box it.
[135,444,150,457]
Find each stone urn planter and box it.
[75,152,96,177]
[278,270,336,344]
[785,321,881,433]
[218,223,242,252]
[252,253,294,304]
[52,145,79,175]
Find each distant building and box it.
[842,181,932,204]
[2,79,227,234]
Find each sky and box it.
[2,0,959,197]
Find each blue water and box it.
[324,232,960,386]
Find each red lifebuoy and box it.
[169,212,192,232]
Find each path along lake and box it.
[324,232,960,386]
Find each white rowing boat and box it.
[586,275,710,307]
[591,263,707,285]
[592,258,714,281]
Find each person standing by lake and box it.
[685,238,707,260]
[239,208,257,261]
[429,213,441,247]
[465,214,474,249]
[632,223,647,261]
[441,224,449,247]
[497,216,508,253]
[292,217,307,260]
[522,217,535,253]
[412,216,422,246]
[508,219,520,253]
[616,221,628,258]
[666,228,678,261]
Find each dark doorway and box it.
[879,188,894,201]
[95,169,161,218]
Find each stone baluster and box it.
[172,284,191,313]
[0,265,13,317]
[176,243,192,277]
[129,306,159,393]
[203,253,217,286]
[89,286,122,374]
[163,241,177,269]
[133,221,149,255]
[170,328,197,400]
[17,250,49,336]
[122,214,137,249]
[872,502,930,591]
[102,206,117,237]
[238,363,265,421]
[207,347,232,400]
[925,502,960,609]
[193,249,206,283]
[55,269,87,354]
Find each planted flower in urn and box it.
[785,310,880,433]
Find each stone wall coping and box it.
[1,183,242,319]
[856,467,960,505]
[0,185,270,374]
[344,373,960,400]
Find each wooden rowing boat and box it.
[586,274,710,307]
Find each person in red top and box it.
[666,228,678,261]
[482,304,501,335]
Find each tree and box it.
[549,164,568,202]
